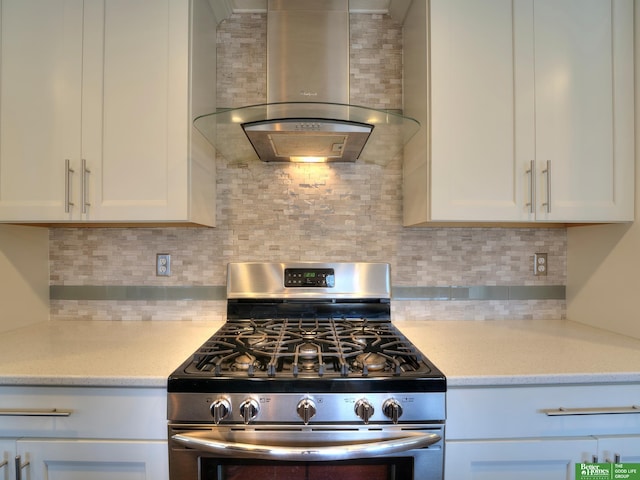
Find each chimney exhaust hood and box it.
[194,0,419,165]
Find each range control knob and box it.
[209,398,232,424]
[239,398,260,424]
[354,398,375,424]
[382,398,403,424]
[296,398,317,425]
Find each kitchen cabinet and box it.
[0,386,168,480]
[403,0,634,225]
[0,438,12,479]
[0,0,217,226]
[445,438,596,480]
[4,439,166,480]
[444,384,640,480]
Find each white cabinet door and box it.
[427,0,529,222]
[445,438,596,480]
[17,439,168,480]
[0,0,84,221]
[0,439,15,480]
[81,0,192,222]
[532,0,634,222]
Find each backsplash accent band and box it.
[49,286,227,301]
[393,286,565,301]
[50,285,565,302]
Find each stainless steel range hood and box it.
[194,0,419,165]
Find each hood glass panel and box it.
[193,102,420,166]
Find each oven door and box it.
[168,424,444,480]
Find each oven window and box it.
[200,458,413,480]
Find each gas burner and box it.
[298,342,320,359]
[293,342,322,373]
[299,328,319,340]
[350,330,380,347]
[238,331,269,348]
[231,353,259,372]
[353,352,388,373]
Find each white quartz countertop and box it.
[0,320,223,387]
[394,319,640,387]
[1,319,639,388]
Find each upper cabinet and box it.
[403,0,634,225]
[0,0,217,226]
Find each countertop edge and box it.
[446,373,640,388]
[0,375,168,388]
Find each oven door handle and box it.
[172,431,441,461]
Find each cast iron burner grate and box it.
[184,318,428,379]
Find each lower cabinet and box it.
[0,386,168,480]
[2,439,166,480]
[445,384,640,480]
[446,437,596,480]
[0,438,13,480]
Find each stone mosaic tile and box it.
[216,13,266,108]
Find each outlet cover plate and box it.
[156,254,171,276]
[534,253,548,276]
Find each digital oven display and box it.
[284,268,335,287]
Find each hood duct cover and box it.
[194,0,419,164]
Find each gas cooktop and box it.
[168,262,445,393]
[169,318,444,393]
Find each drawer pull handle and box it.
[543,405,640,416]
[0,408,72,417]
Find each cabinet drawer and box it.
[447,384,640,439]
[0,386,166,440]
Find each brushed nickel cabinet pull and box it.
[542,405,640,416]
[65,159,75,213]
[541,160,551,213]
[82,159,91,214]
[605,453,622,463]
[525,160,535,214]
[15,455,29,480]
[0,408,72,417]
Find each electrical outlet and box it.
[156,253,171,276]
[534,253,548,276]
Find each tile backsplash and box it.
[49,12,566,322]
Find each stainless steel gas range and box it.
[168,262,446,480]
